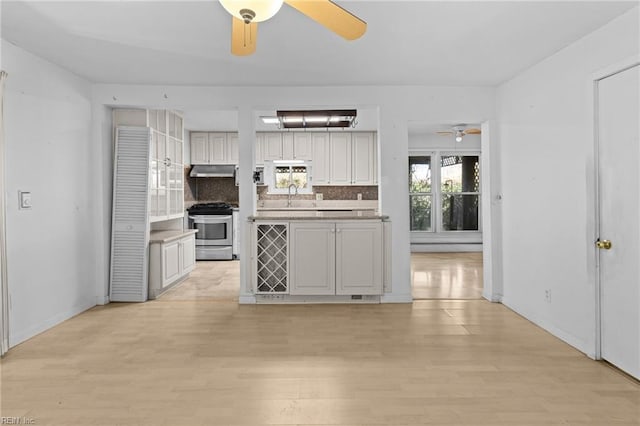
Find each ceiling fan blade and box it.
[231,17,257,56]
[464,128,482,135]
[436,131,454,135]
[284,0,366,40]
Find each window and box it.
[440,155,480,231]
[409,156,432,231]
[275,166,309,189]
[265,161,313,194]
[409,153,480,233]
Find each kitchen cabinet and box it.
[262,132,283,161]
[255,133,265,165]
[149,130,184,222]
[351,132,377,185]
[289,221,383,295]
[257,132,314,163]
[327,132,377,186]
[190,132,238,165]
[110,110,187,302]
[311,133,331,184]
[329,133,353,185]
[148,231,196,299]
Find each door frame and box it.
[0,70,9,357]
[591,56,640,360]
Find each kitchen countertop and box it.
[149,229,197,243]
[249,210,388,221]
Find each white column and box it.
[237,106,256,303]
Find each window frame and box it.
[409,149,482,237]
[409,153,434,232]
[264,161,313,195]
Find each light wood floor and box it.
[161,252,484,302]
[2,302,639,423]
[411,253,483,300]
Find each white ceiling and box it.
[2,1,636,87]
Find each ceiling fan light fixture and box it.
[455,130,464,143]
[219,0,283,23]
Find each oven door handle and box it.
[189,215,233,222]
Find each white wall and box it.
[2,40,97,346]
[91,84,496,303]
[496,7,639,356]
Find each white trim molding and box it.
[0,70,9,357]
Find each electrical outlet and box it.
[544,289,551,303]
[316,193,323,200]
[357,193,363,201]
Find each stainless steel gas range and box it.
[187,202,234,260]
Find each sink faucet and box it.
[287,183,298,207]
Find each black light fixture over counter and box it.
[270,109,357,129]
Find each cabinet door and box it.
[263,132,283,161]
[289,222,336,295]
[282,133,294,160]
[293,133,312,160]
[162,240,182,287]
[208,132,227,163]
[227,133,239,164]
[181,234,196,274]
[352,132,376,185]
[335,222,383,295]
[329,133,352,185]
[255,133,265,166]
[311,133,330,184]
[190,132,209,164]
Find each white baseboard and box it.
[9,299,96,347]
[501,297,590,357]
[96,295,110,305]
[255,294,381,304]
[238,295,256,304]
[380,293,413,303]
[411,244,483,253]
[483,290,502,303]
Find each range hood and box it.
[189,165,236,178]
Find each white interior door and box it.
[597,64,640,379]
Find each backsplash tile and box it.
[257,185,378,201]
[184,172,239,204]
[185,167,378,205]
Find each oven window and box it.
[194,222,227,240]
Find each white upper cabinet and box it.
[253,131,377,185]
[190,132,209,164]
[293,133,313,160]
[263,132,283,161]
[190,132,238,165]
[282,133,294,160]
[227,133,239,164]
[311,133,331,185]
[351,132,376,185]
[208,133,227,163]
[255,133,265,165]
[329,133,353,185]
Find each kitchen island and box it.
[248,211,390,303]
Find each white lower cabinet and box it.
[149,232,196,299]
[289,221,383,296]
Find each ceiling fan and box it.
[437,124,481,142]
[219,0,367,55]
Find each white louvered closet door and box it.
[110,127,151,302]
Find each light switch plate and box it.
[315,193,323,200]
[19,191,32,209]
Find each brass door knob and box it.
[596,239,612,250]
